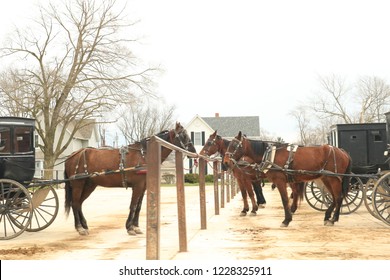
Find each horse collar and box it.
[259,145,277,173]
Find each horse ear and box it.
[212,130,217,136]
[238,131,242,139]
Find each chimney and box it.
[215,113,220,118]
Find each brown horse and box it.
[64,122,196,236]
[199,131,266,216]
[223,131,352,227]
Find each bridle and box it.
[172,128,194,151]
[201,135,219,156]
[225,137,243,166]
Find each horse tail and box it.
[64,169,72,217]
[342,153,353,198]
[296,182,305,202]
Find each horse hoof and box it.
[250,211,257,216]
[324,220,334,226]
[258,204,266,208]
[280,223,289,227]
[127,230,137,236]
[77,229,89,236]
[134,227,143,234]
[240,212,247,217]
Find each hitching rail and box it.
[237,162,383,180]
[24,165,147,187]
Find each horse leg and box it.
[130,186,146,234]
[246,181,258,216]
[239,187,250,216]
[253,181,266,207]
[290,185,298,213]
[126,182,146,235]
[75,183,97,235]
[69,182,89,235]
[274,181,292,227]
[331,194,343,223]
[236,178,249,216]
[328,178,343,225]
[322,178,337,226]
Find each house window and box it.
[35,134,39,148]
[193,132,202,145]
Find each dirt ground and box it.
[1,183,390,260]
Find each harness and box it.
[119,146,129,188]
[284,144,299,182]
[258,144,298,182]
[259,144,339,182]
[259,145,277,173]
[72,145,146,189]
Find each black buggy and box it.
[0,117,59,240]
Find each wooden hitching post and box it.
[146,136,161,260]
[175,150,187,252]
[198,157,207,229]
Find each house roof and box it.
[202,116,260,138]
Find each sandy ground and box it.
[1,183,390,260]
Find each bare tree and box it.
[357,76,390,123]
[290,105,324,145]
[0,0,158,177]
[290,106,310,145]
[292,74,390,146]
[313,74,353,124]
[313,74,390,124]
[117,98,176,143]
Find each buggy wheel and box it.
[372,173,390,226]
[26,186,59,232]
[0,179,33,240]
[363,178,380,219]
[305,176,363,214]
[305,181,332,211]
[340,176,363,214]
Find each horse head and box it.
[199,130,222,157]
[223,131,245,169]
[173,122,197,154]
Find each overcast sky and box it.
[2,0,390,142]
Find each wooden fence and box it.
[146,135,237,260]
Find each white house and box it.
[34,119,100,178]
[184,113,261,175]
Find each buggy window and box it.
[0,127,11,154]
[371,130,383,142]
[14,126,33,154]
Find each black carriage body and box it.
[386,112,390,147]
[0,117,35,183]
[329,122,388,173]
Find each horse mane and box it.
[247,139,268,156]
[135,130,170,151]
[222,138,230,153]
[155,130,170,140]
